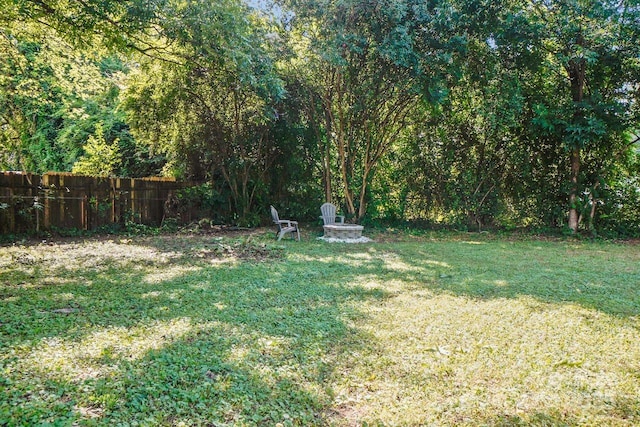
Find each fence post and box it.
[43,173,50,229]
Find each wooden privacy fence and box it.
[0,172,196,234]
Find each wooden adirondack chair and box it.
[320,202,345,225]
[270,205,300,241]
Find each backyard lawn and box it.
[1,229,639,426]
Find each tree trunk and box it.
[339,134,356,218]
[568,147,580,233]
[322,102,333,203]
[356,166,371,223]
[566,51,586,234]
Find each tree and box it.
[493,0,640,232]
[1,0,170,54]
[122,0,285,225]
[280,0,468,222]
[71,122,119,176]
[0,27,68,172]
[0,21,162,176]
[395,78,523,230]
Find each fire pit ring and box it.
[323,224,364,239]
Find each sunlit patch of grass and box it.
[461,240,486,245]
[1,231,639,425]
[19,318,197,381]
[142,265,202,285]
[379,252,427,273]
[328,238,640,426]
[333,291,640,425]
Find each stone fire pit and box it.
[322,224,364,239]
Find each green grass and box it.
[1,229,639,426]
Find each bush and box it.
[174,183,226,224]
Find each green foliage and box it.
[1,0,169,53]
[491,0,640,231]
[71,123,119,176]
[173,183,226,224]
[279,0,472,221]
[372,0,640,233]
[121,0,286,225]
[1,0,640,233]
[593,144,640,237]
[0,31,65,172]
[0,22,163,176]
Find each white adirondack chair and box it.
[320,202,345,225]
[270,205,300,241]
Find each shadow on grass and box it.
[0,237,391,425]
[479,402,640,426]
[384,240,640,318]
[487,412,579,426]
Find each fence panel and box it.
[0,172,196,234]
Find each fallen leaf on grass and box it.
[51,308,80,314]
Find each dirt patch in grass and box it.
[182,238,285,262]
[1,227,285,263]
[143,231,285,263]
